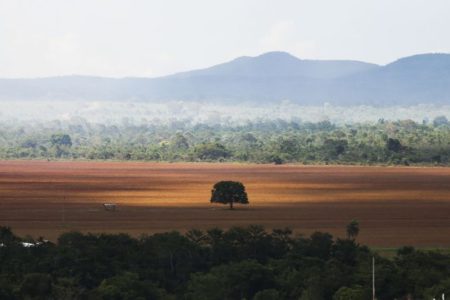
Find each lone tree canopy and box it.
[210,181,249,209]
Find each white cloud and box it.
[1,0,450,77]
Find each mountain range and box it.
[1,51,450,105]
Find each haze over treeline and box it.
[1,100,450,125]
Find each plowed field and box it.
[1,161,449,247]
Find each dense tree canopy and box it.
[0,119,449,165]
[0,226,449,299]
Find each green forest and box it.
[1,226,449,299]
[1,117,449,165]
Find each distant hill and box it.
[1,52,450,105]
[332,53,450,105]
[169,52,378,79]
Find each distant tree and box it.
[386,138,402,152]
[323,139,348,158]
[51,134,72,147]
[269,155,283,165]
[316,120,334,130]
[21,138,38,148]
[240,133,258,143]
[171,133,189,150]
[278,137,299,155]
[194,142,230,160]
[346,220,360,240]
[210,181,249,209]
[433,115,448,127]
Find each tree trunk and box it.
[229,201,233,210]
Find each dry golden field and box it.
[0,160,450,247]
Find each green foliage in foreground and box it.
[1,118,450,165]
[1,226,450,299]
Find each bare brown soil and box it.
[1,160,449,247]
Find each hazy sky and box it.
[1,0,449,78]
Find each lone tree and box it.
[210,181,249,209]
[346,220,360,240]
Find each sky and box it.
[0,0,449,78]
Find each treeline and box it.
[1,117,450,165]
[1,226,449,299]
